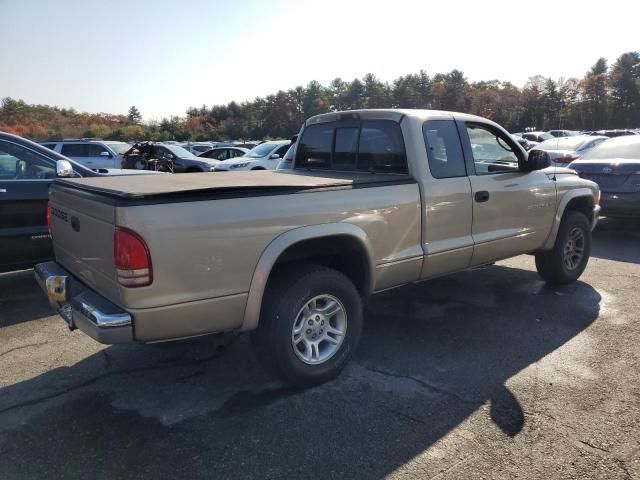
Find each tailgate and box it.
[49,184,122,305]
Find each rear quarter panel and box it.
[116,183,422,312]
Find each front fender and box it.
[240,223,376,331]
[542,188,596,250]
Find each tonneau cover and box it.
[56,170,410,199]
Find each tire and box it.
[185,167,202,173]
[251,167,266,170]
[251,264,363,388]
[535,210,591,285]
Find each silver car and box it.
[40,140,131,170]
[534,135,609,166]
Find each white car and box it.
[180,142,213,156]
[534,135,609,166]
[214,140,291,171]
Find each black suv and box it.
[0,132,155,272]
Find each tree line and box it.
[1,51,638,142]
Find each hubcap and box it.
[291,294,347,365]
[563,227,585,271]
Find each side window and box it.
[86,144,110,157]
[274,145,289,158]
[230,149,243,158]
[0,141,56,180]
[422,120,466,178]
[466,124,520,175]
[211,149,227,160]
[296,125,333,168]
[61,144,87,157]
[358,121,407,173]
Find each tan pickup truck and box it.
[35,109,600,386]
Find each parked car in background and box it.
[548,130,579,138]
[569,136,640,217]
[214,140,291,171]
[180,142,213,155]
[0,132,158,273]
[152,144,220,172]
[590,129,638,138]
[511,135,535,151]
[521,131,555,143]
[198,146,249,160]
[276,135,298,170]
[40,140,131,170]
[534,135,609,165]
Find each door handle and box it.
[474,191,490,203]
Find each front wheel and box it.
[251,265,363,387]
[535,210,592,285]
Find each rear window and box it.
[295,120,407,173]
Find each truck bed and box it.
[55,170,412,201]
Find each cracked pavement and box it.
[0,217,639,479]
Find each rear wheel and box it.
[535,210,591,285]
[251,265,362,387]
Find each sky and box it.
[1,0,639,120]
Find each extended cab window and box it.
[423,120,466,178]
[466,124,520,175]
[295,120,407,173]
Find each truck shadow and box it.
[0,265,601,479]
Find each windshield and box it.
[581,137,640,160]
[537,136,591,151]
[162,144,196,158]
[103,142,131,155]
[245,142,279,158]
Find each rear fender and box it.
[240,224,375,331]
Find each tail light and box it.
[114,227,152,287]
[46,201,52,237]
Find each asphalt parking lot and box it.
[1,218,639,480]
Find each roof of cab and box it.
[305,108,490,126]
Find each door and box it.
[459,121,556,266]
[0,138,56,272]
[418,119,474,278]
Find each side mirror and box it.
[56,160,74,178]
[99,151,111,157]
[525,150,550,171]
[270,153,280,160]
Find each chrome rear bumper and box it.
[34,261,133,344]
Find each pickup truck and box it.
[35,109,601,387]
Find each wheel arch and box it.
[542,188,596,250]
[240,224,375,331]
